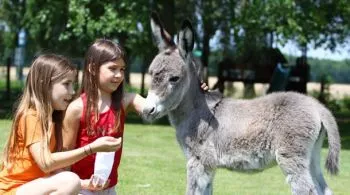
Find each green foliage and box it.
[0,0,349,80]
[0,0,25,60]
[309,74,350,113]
[124,83,142,94]
[0,79,23,119]
[0,0,155,58]
[227,0,350,57]
[60,0,155,58]
[343,96,350,111]
[284,56,350,83]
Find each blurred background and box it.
[1,1,350,194]
[0,0,350,116]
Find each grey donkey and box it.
[142,13,340,195]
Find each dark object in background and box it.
[213,57,234,93]
[213,48,288,94]
[267,63,291,93]
[286,57,310,94]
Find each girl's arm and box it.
[123,83,209,114]
[123,93,146,114]
[29,135,121,174]
[28,98,122,174]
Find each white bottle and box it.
[93,152,115,185]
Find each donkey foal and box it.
[142,13,340,195]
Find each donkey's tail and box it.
[320,105,341,175]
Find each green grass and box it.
[1,121,350,194]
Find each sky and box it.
[278,41,350,61]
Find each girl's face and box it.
[51,72,76,111]
[98,58,125,94]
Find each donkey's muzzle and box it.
[144,107,156,115]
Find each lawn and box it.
[0,120,349,194]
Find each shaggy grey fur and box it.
[142,14,340,195]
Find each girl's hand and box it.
[201,81,209,91]
[89,136,122,153]
[81,175,110,191]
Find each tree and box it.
[1,0,349,90]
[0,0,26,53]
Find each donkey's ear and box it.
[177,19,194,59]
[150,12,175,51]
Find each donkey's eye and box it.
[169,76,180,83]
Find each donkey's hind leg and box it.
[310,129,333,195]
[186,157,215,195]
[276,148,318,195]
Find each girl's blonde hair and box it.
[1,54,76,170]
[81,39,125,135]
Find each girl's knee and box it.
[17,172,81,195]
[57,171,80,179]
[54,171,81,193]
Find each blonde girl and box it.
[0,54,121,195]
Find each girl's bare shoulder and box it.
[66,97,84,117]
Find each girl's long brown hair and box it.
[81,39,125,135]
[1,54,76,170]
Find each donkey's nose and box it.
[144,106,156,115]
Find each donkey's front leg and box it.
[186,157,214,195]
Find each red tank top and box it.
[71,93,125,188]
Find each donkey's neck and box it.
[168,78,207,126]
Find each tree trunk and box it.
[6,57,11,100]
[158,0,175,37]
[140,54,154,97]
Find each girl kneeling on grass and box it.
[0,54,121,195]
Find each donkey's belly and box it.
[218,150,276,171]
